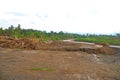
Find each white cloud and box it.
[0,0,120,34]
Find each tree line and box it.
[0,24,120,42]
[0,24,80,41]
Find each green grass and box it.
[75,37,120,45]
[27,67,54,72]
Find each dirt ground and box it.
[0,37,120,80]
[0,47,120,80]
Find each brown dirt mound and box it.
[0,36,117,54]
[79,47,116,54]
[41,41,116,54]
[95,42,109,47]
[0,36,41,49]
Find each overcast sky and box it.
[0,0,120,34]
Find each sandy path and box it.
[63,39,120,48]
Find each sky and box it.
[0,0,120,34]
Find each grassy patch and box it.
[75,37,120,45]
[28,67,54,72]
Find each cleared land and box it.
[0,37,120,80]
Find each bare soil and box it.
[0,36,120,80]
[0,36,116,54]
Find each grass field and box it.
[75,37,120,45]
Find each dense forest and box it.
[0,24,120,44]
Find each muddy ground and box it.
[0,37,120,80]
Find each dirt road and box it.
[63,39,120,48]
[0,40,120,80]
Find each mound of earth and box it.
[40,41,117,54]
[0,36,117,54]
[0,36,41,49]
